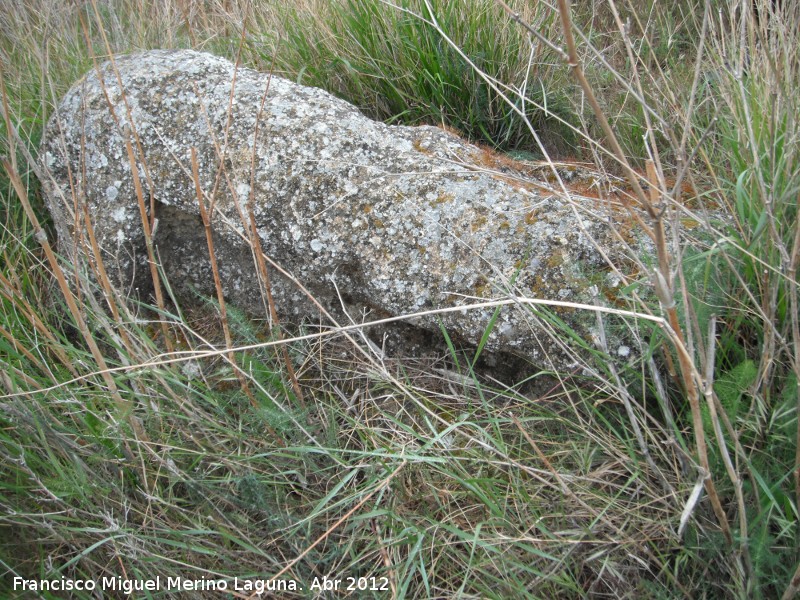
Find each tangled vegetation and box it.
[1,0,798,597]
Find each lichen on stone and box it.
[40,49,654,370]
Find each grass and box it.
[251,0,578,157]
[1,0,799,597]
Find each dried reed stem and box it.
[2,158,131,416]
[554,0,732,541]
[247,68,307,412]
[191,148,287,447]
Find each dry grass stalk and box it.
[187,38,308,412]
[1,158,131,415]
[245,59,307,411]
[81,1,175,354]
[553,0,732,543]
[256,460,407,595]
[190,147,287,447]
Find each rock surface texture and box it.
[41,50,648,369]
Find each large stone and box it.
[40,49,648,369]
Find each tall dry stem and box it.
[551,0,732,541]
[190,147,287,447]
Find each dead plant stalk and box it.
[246,58,306,410]
[553,0,732,542]
[1,158,130,415]
[190,147,287,447]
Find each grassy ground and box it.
[1,0,798,597]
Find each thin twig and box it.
[554,0,731,542]
[191,147,286,447]
[246,50,307,412]
[257,460,407,594]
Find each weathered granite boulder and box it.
[40,49,648,369]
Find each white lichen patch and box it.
[236,182,250,201]
[106,185,119,202]
[111,206,127,223]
